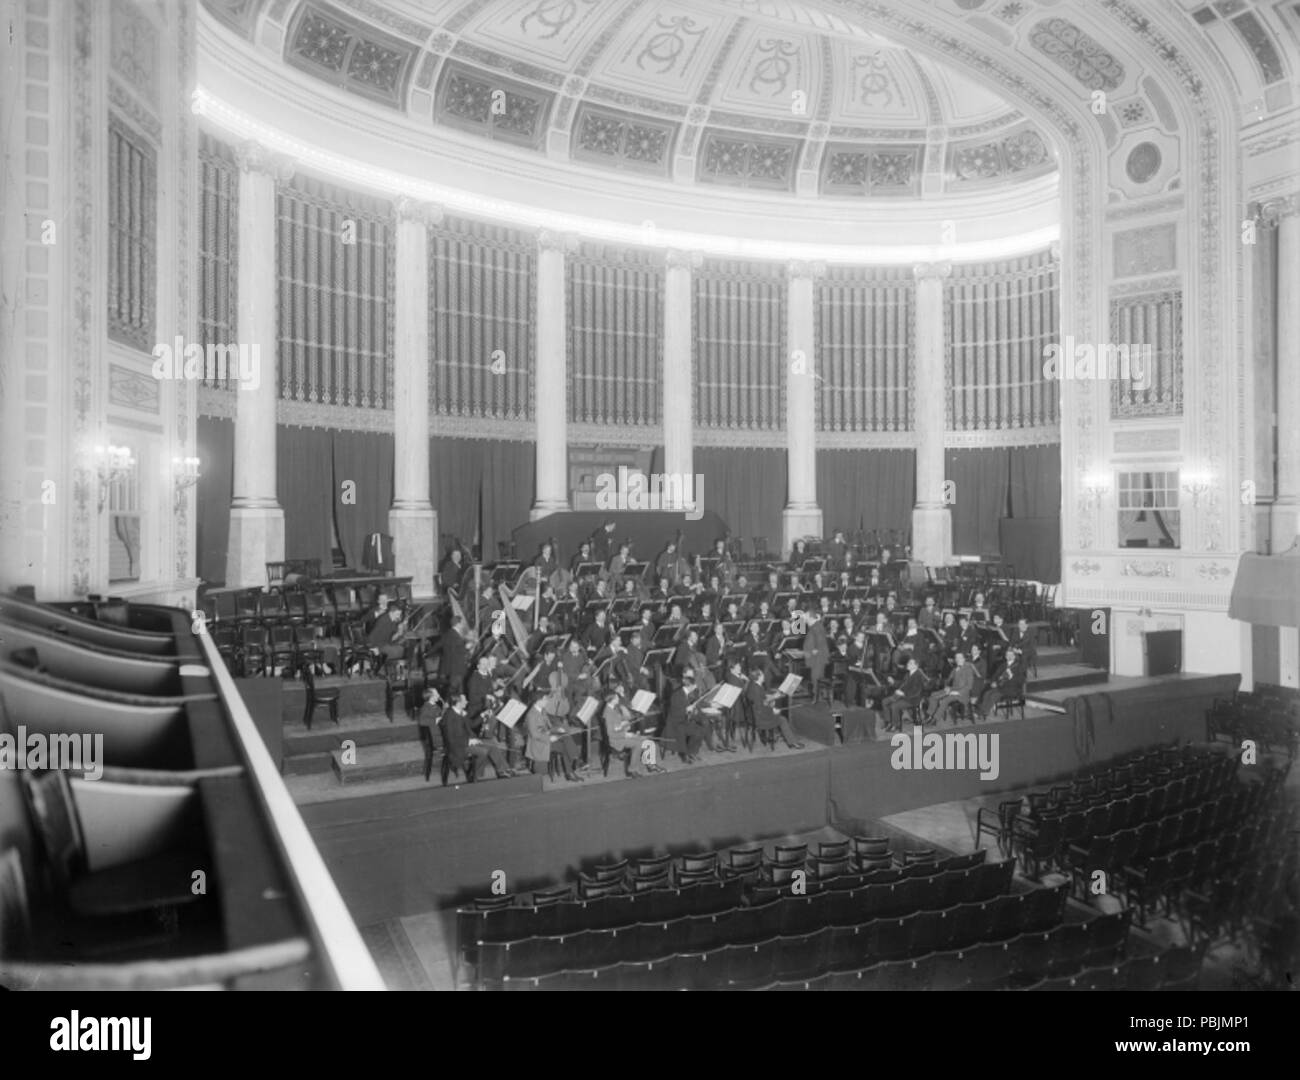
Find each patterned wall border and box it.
[71,0,95,596]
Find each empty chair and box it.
[976,798,1023,858]
[897,847,937,868]
[631,853,675,878]
[530,884,574,907]
[587,859,629,884]
[770,843,808,868]
[816,839,851,861]
[678,851,719,875]
[299,664,341,731]
[810,854,852,881]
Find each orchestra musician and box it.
[745,666,804,749]
[439,690,516,781]
[523,675,584,782]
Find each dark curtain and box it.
[332,431,394,570]
[1007,444,1061,519]
[817,448,916,537]
[946,448,1010,556]
[480,439,535,562]
[429,437,483,556]
[276,426,335,571]
[195,416,234,585]
[429,436,534,561]
[694,447,786,550]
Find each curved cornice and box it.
[196,10,1060,262]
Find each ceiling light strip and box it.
[193,86,1059,265]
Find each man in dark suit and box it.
[802,610,830,698]
[979,647,1026,717]
[663,668,717,763]
[465,655,498,722]
[433,619,472,698]
[590,520,618,564]
[882,657,928,732]
[581,608,612,654]
[439,549,467,594]
[1010,618,1039,676]
[439,692,514,781]
[827,530,849,570]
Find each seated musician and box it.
[465,655,500,722]
[664,668,721,763]
[882,656,928,733]
[789,538,810,570]
[761,570,782,608]
[664,602,689,638]
[970,592,989,622]
[827,529,849,570]
[608,540,632,580]
[440,691,517,781]
[843,549,858,575]
[917,595,941,631]
[968,643,989,717]
[671,573,697,599]
[618,628,651,693]
[584,576,612,605]
[879,546,894,565]
[867,567,882,592]
[743,619,777,683]
[985,612,1010,671]
[655,539,688,585]
[430,618,473,697]
[636,605,658,641]
[705,621,730,681]
[671,628,702,680]
[524,613,552,656]
[582,607,612,654]
[560,638,588,703]
[534,640,563,691]
[1010,617,1038,673]
[524,675,584,782]
[755,599,774,623]
[533,540,559,580]
[957,613,979,655]
[478,582,503,623]
[708,538,735,587]
[941,610,961,652]
[651,575,674,603]
[979,647,1025,716]
[723,598,744,626]
[365,601,408,670]
[570,540,596,576]
[929,651,978,725]
[602,686,649,778]
[619,575,647,605]
[745,667,804,750]
[439,548,466,594]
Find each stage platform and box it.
[298,670,1239,927]
[512,509,730,564]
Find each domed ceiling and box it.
[200,0,1062,198]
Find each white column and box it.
[783,260,824,553]
[911,261,953,567]
[389,198,440,598]
[225,142,291,588]
[1266,196,1300,551]
[663,250,701,503]
[531,231,571,521]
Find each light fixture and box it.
[93,444,134,513]
[1081,471,1110,506]
[173,456,201,511]
[1181,469,1212,507]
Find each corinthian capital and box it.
[394,196,444,227]
[1259,193,1300,225]
[234,140,295,182]
[786,259,826,282]
[912,260,952,281]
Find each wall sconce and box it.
[93,444,134,513]
[1181,470,1212,507]
[1081,471,1110,507]
[173,456,201,511]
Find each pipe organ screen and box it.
[198,132,238,389]
[428,217,535,420]
[693,259,787,431]
[566,245,664,428]
[276,173,394,408]
[107,114,157,352]
[1109,290,1183,418]
[815,267,914,432]
[945,250,1059,431]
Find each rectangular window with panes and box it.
[107,115,158,351]
[1116,470,1180,549]
[108,452,142,584]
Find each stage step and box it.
[280,675,388,723]
[283,710,422,758]
[331,740,429,786]
[1036,645,1082,665]
[1027,663,1109,692]
[282,750,335,776]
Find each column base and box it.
[530,499,570,522]
[911,506,953,569]
[225,506,285,589]
[1268,502,1300,554]
[389,506,437,600]
[782,506,824,558]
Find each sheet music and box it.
[630,689,656,714]
[495,699,526,729]
[777,673,802,696]
[576,696,600,724]
[712,683,741,708]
